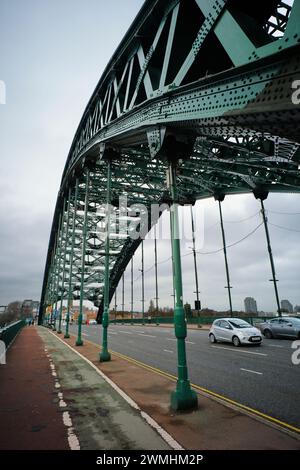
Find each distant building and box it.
[71,308,97,323]
[281,299,293,313]
[244,297,258,314]
[294,305,300,313]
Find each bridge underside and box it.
[39,0,300,324]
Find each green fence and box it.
[110,316,270,326]
[0,320,25,348]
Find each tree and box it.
[184,302,192,318]
[148,299,155,315]
[0,301,22,327]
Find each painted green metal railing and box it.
[0,320,25,348]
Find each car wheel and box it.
[209,333,217,344]
[264,329,273,339]
[232,336,240,347]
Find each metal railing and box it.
[0,320,25,348]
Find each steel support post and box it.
[58,188,72,333]
[154,225,159,320]
[141,240,145,324]
[190,206,201,327]
[114,289,117,321]
[53,210,65,330]
[43,281,49,326]
[168,159,198,411]
[122,273,125,319]
[45,246,56,327]
[131,258,134,323]
[260,200,281,317]
[49,239,58,328]
[218,201,233,316]
[100,160,112,362]
[49,265,55,327]
[169,213,176,311]
[65,179,79,338]
[76,170,90,346]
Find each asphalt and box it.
[68,323,300,429]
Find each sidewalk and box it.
[0,326,69,450]
[0,326,174,450]
[1,326,299,450]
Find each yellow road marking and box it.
[70,334,300,436]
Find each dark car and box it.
[259,317,300,339]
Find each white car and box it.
[88,319,97,325]
[209,318,263,347]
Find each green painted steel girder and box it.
[40,0,300,326]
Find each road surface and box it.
[68,323,300,429]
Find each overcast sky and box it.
[0,0,299,313]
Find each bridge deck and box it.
[1,325,299,450]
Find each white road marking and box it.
[138,334,156,338]
[265,344,284,348]
[109,332,118,335]
[49,330,183,450]
[118,331,133,335]
[163,349,174,353]
[82,333,90,337]
[62,412,81,451]
[240,368,263,375]
[46,345,80,450]
[211,346,267,356]
[167,338,177,342]
[186,341,195,345]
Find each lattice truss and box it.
[41,0,300,318]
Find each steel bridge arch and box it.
[39,0,300,324]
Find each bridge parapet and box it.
[0,320,25,350]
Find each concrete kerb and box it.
[45,327,183,451]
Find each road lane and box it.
[68,323,300,428]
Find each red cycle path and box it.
[0,326,69,450]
